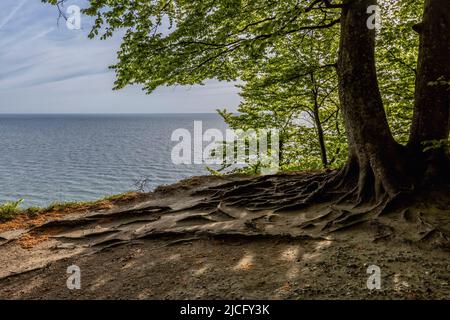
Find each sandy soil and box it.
[0,174,449,299]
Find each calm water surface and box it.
[0,114,227,207]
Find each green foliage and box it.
[376,0,421,145]
[0,199,25,220]
[43,0,340,92]
[41,0,429,173]
[215,0,423,171]
[217,25,348,172]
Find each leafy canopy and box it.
[43,0,426,171]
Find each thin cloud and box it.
[0,0,28,30]
[0,0,240,113]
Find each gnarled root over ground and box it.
[0,172,449,299]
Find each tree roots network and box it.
[1,172,449,256]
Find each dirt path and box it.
[0,174,449,299]
[1,236,449,299]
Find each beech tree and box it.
[336,0,448,204]
[44,0,449,209]
[218,28,344,171]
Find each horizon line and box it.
[0,112,227,115]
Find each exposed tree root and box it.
[186,168,450,245]
[1,171,449,254]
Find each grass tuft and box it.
[0,191,145,224]
[0,199,25,221]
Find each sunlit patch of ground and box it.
[0,237,449,300]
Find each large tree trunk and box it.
[409,0,450,182]
[337,0,411,200]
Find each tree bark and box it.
[409,0,450,181]
[311,73,329,168]
[314,107,329,168]
[313,95,329,169]
[337,0,411,199]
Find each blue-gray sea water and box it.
[0,114,227,207]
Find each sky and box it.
[0,0,241,113]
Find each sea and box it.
[0,113,227,207]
